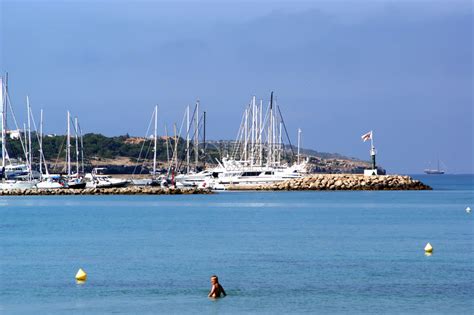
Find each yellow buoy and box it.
[424,243,433,253]
[466,207,471,214]
[75,268,87,281]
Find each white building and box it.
[6,129,21,140]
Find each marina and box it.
[1,75,407,193]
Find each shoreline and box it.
[0,174,432,196]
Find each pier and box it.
[228,174,432,191]
[0,186,213,196]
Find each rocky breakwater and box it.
[0,186,213,196]
[258,174,432,191]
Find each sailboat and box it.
[0,75,37,190]
[424,160,445,175]
[174,101,207,188]
[131,105,160,186]
[38,111,87,189]
[31,107,66,189]
[65,112,86,188]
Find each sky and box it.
[0,0,472,174]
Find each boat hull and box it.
[424,170,445,175]
[68,182,87,189]
[0,180,37,190]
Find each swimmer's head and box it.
[210,275,218,284]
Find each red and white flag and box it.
[361,131,372,142]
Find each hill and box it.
[2,133,377,174]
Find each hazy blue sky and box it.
[1,0,472,173]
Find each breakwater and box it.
[229,174,432,191]
[0,186,212,196]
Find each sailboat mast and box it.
[164,125,170,168]
[297,128,301,164]
[259,99,263,166]
[244,107,248,162]
[174,123,178,170]
[39,109,43,175]
[67,111,71,177]
[27,96,32,180]
[186,106,190,173]
[26,98,33,180]
[195,100,199,170]
[203,111,206,169]
[153,105,158,176]
[0,76,6,168]
[278,121,282,164]
[251,96,256,167]
[269,92,274,166]
[23,123,28,168]
[75,117,79,176]
[79,123,84,174]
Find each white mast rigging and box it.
[195,100,199,170]
[66,110,71,177]
[75,117,80,176]
[26,96,32,180]
[153,105,158,176]
[0,77,6,169]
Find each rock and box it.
[260,174,431,191]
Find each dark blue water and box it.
[1,175,473,314]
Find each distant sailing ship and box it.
[424,160,445,175]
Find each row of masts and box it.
[1,75,84,179]
[186,101,200,173]
[136,93,301,175]
[66,110,84,177]
[24,106,84,178]
[3,74,301,178]
[173,101,205,173]
[134,100,206,177]
[232,92,300,168]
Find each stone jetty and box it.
[0,186,213,196]
[229,174,432,191]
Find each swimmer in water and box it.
[208,275,226,298]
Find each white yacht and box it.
[0,180,37,190]
[36,175,65,189]
[131,178,154,186]
[178,92,308,190]
[175,170,217,188]
[4,164,41,180]
[85,168,129,188]
[205,158,306,188]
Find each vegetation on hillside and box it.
[2,133,372,174]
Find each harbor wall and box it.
[229,174,432,191]
[0,186,212,196]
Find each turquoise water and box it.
[1,175,473,314]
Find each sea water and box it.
[1,175,473,314]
